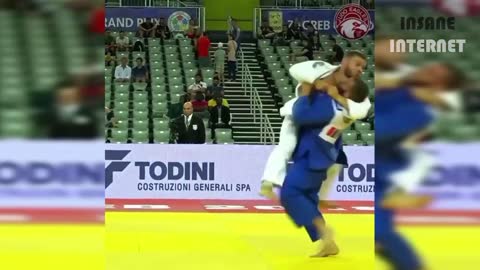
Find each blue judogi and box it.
[375,86,435,270]
[281,92,345,242]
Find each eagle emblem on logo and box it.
[334,4,373,40]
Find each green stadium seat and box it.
[114,101,129,111]
[185,68,199,77]
[131,130,149,143]
[133,110,149,121]
[111,129,128,143]
[152,93,168,103]
[154,130,170,143]
[215,128,232,140]
[258,39,270,47]
[165,53,179,61]
[169,84,185,95]
[114,120,129,130]
[277,46,290,56]
[150,60,163,69]
[178,38,192,46]
[182,61,197,69]
[275,78,290,88]
[168,68,182,77]
[114,83,130,93]
[133,101,148,111]
[132,120,149,131]
[355,122,372,132]
[152,102,168,117]
[154,119,170,131]
[169,76,183,85]
[360,132,375,142]
[343,131,358,142]
[150,51,163,59]
[151,76,166,84]
[133,92,148,102]
[133,82,147,91]
[115,93,129,102]
[201,68,214,79]
[163,39,177,46]
[182,53,195,61]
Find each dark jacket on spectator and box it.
[209,105,231,127]
[173,114,206,144]
[47,106,98,139]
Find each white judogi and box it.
[262,61,371,186]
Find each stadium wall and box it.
[203,0,259,31]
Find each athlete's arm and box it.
[411,88,453,111]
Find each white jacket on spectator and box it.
[114,65,132,80]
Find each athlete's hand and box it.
[314,80,330,91]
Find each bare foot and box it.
[311,241,340,257]
[381,191,433,210]
[259,181,278,201]
[318,200,339,209]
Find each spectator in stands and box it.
[208,93,229,108]
[289,39,314,61]
[173,102,206,144]
[154,17,171,39]
[105,106,116,128]
[191,92,208,112]
[209,94,231,129]
[273,25,289,46]
[259,21,276,40]
[138,18,156,38]
[185,19,199,39]
[214,42,226,83]
[116,31,130,52]
[188,74,207,95]
[105,51,115,67]
[227,34,238,82]
[105,30,115,48]
[329,39,344,64]
[229,18,241,52]
[114,56,132,83]
[197,31,211,68]
[46,82,98,139]
[206,76,224,100]
[287,19,301,40]
[302,22,319,49]
[131,57,149,83]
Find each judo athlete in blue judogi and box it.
[280,78,370,257]
[375,61,466,270]
[375,86,434,270]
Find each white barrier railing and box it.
[240,49,276,145]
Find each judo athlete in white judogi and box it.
[260,53,372,200]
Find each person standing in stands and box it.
[229,17,241,52]
[173,102,206,144]
[214,42,226,83]
[197,31,211,68]
[227,34,238,82]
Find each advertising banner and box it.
[417,143,480,211]
[105,144,374,201]
[261,8,375,36]
[105,7,199,32]
[0,140,104,209]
